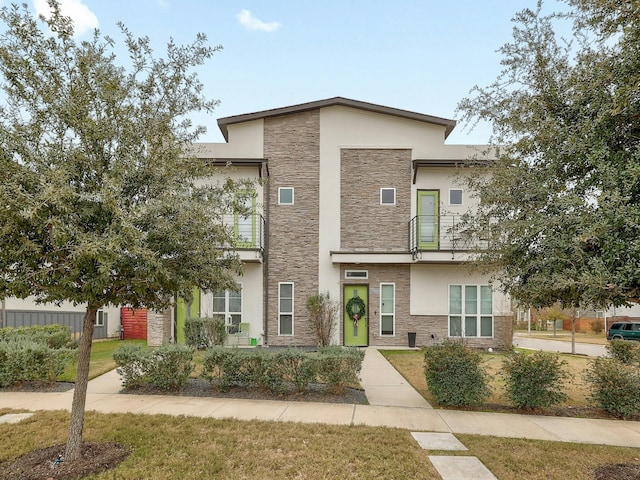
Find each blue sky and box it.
[9,0,565,144]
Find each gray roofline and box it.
[217,97,456,141]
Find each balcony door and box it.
[417,190,439,250]
[235,190,256,247]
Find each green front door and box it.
[344,285,368,346]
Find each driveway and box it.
[513,333,607,357]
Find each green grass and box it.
[0,410,638,479]
[59,339,146,382]
[381,349,593,408]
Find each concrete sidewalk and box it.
[2,347,640,449]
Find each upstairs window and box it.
[380,188,396,205]
[279,187,294,205]
[449,189,463,205]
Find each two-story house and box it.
[186,97,513,350]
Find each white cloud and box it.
[237,9,281,33]
[33,0,99,37]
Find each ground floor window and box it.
[95,310,107,327]
[380,283,395,336]
[449,285,493,337]
[212,283,242,332]
[279,282,294,336]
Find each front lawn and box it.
[1,409,639,480]
[382,349,594,411]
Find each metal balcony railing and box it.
[222,214,265,254]
[408,215,481,258]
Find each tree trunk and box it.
[65,307,97,462]
[571,316,576,355]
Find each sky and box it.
[5,0,567,145]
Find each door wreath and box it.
[346,296,366,328]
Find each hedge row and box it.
[0,325,77,386]
[113,344,194,390]
[423,339,640,418]
[202,346,364,394]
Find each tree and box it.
[457,1,640,316]
[0,2,250,462]
[306,292,339,347]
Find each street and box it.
[513,333,607,357]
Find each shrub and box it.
[184,317,227,349]
[316,347,365,394]
[114,343,194,390]
[0,340,75,386]
[113,344,150,389]
[0,324,77,350]
[274,349,317,392]
[146,344,194,390]
[502,351,568,409]
[585,357,640,418]
[606,340,640,365]
[423,340,491,407]
[590,319,604,334]
[306,292,339,347]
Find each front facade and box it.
[194,97,512,350]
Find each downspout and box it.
[0,298,5,328]
[263,161,270,346]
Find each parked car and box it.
[607,322,640,341]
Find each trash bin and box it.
[408,332,417,348]
[250,338,258,346]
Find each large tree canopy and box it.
[0,1,250,461]
[457,0,640,310]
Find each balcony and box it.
[223,213,265,262]
[408,214,482,260]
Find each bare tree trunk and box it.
[65,307,97,462]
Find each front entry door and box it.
[344,285,368,346]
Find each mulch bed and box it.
[0,442,131,480]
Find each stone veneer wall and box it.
[147,308,172,347]
[264,110,320,346]
[340,149,411,251]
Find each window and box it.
[449,189,463,205]
[95,310,107,327]
[211,284,242,333]
[235,191,256,247]
[449,285,493,337]
[380,188,396,205]
[279,282,294,335]
[345,270,368,279]
[380,283,395,336]
[279,187,294,205]
[417,190,439,249]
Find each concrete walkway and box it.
[1,346,640,480]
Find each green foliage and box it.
[316,347,365,394]
[0,325,76,349]
[605,340,640,365]
[0,340,75,386]
[457,2,640,309]
[113,343,194,390]
[585,357,640,418]
[423,341,491,407]
[501,351,568,409]
[200,347,364,395]
[184,317,227,349]
[306,292,339,347]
